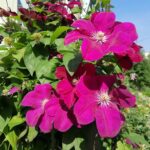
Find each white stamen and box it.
[92,31,107,44]
[96,91,110,106]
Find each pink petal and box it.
[54,106,73,132]
[95,103,124,138]
[111,85,136,108]
[55,66,68,79]
[39,113,53,133]
[21,91,43,108]
[76,74,98,97]
[97,75,116,92]
[56,79,73,94]
[74,94,97,125]
[81,39,109,61]
[34,83,52,98]
[8,86,21,95]
[56,79,75,108]
[64,30,87,45]
[26,108,43,127]
[91,12,115,32]
[72,19,96,35]
[113,22,138,42]
[108,31,133,54]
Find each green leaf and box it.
[50,26,70,44]
[5,130,18,150]
[12,48,25,62]
[55,38,76,53]
[0,116,9,133]
[63,124,100,150]
[35,58,60,79]
[24,44,37,76]
[63,52,82,76]
[116,141,130,150]
[125,133,150,146]
[27,127,38,142]
[8,115,25,130]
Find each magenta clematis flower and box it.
[74,74,136,138]
[21,83,73,133]
[56,63,95,109]
[64,12,138,61]
[115,43,143,70]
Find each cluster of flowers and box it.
[19,0,81,23]
[21,12,143,138]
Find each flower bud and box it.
[31,33,42,42]
[3,37,13,46]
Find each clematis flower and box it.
[74,74,136,138]
[115,43,143,70]
[56,63,95,109]
[21,83,73,133]
[64,12,138,61]
[19,8,47,21]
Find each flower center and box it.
[41,98,49,108]
[96,91,110,106]
[92,31,107,44]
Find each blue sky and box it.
[21,0,150,51]
[112,0,150,51]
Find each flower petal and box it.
[111,85,136,108]
[34,83,52,98]
[81,39,109,61]
[97,75,116,92]
[26,108,43,127]
[113,22,138,41]
[74,95,97,125]
[72,19,96,35]
[54,106,73,132]
[55,66,68,79]
[56,79,75,108]
[39,113,53,133]
[95,103,124,138]
[76,74,98,96]
[64,30,87,45]
[91,12,115,32]
[21,91,43,108]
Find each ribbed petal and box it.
[26,108,43,127]
[81,39,109,61]
[91,12,115,32]
[95,103,124,138]
[64,30,87,45]
[74,94,97,125]
[54,106,73,132]
[39,113,53,133]
[111,85,136,108]
[72,19,96,35]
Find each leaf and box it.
[24,44,36,76]
[116,141,130,150]
[35,58,60,79]
[27,127,38,142]
[125,133,150,146]
[18,127,28,139]
[63,124,100,150]
[12,48,25,62]
[50,26,70,44]
[5,130,18,150]
[63,52,82,76]
[0,116,9,133]
[55,38,75,53]
[8,115,25,130]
